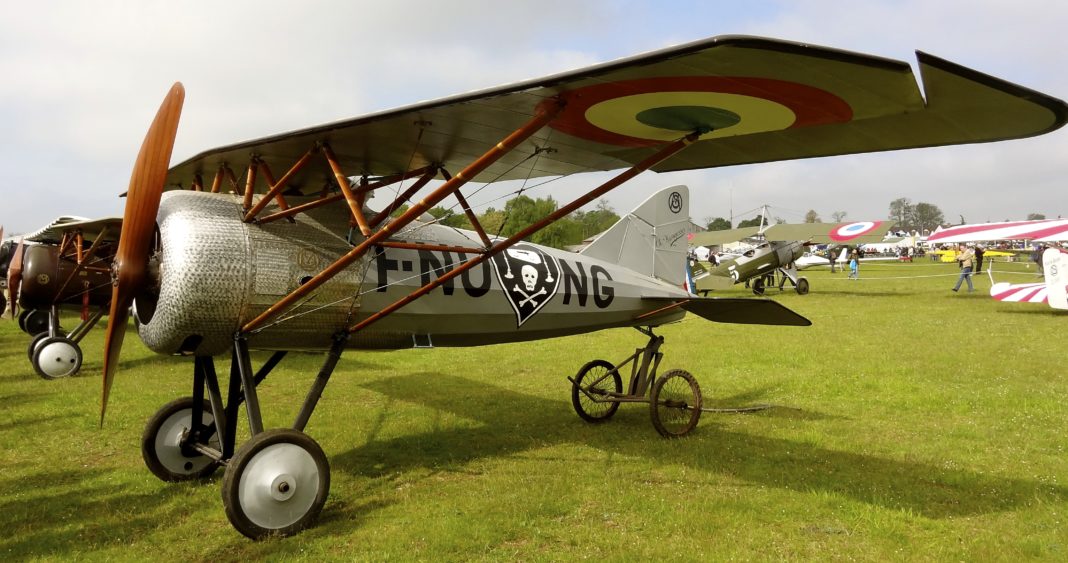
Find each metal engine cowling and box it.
[135,191,367,356]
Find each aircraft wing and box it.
[164,35,1067,193]
[644,296,811,326]
[688,227,760,247]
[990,282,1048,305]
[927,219,1068,243]
[22,217,122,244]
[760,221,895,244]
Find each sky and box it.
[1,0,1066,234]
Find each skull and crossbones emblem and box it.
[492,244,561,327]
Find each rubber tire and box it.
[31,336,82,380]
[649,369,702,438]
[571,359,623,423]
[751,277,765,296]
[222,429,330,540]
[796,277,810,295]
[27,331,56,362]
[23,309,49,335]
[18,309,31,333]
[142,397,222,482]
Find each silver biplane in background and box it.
[83,35,1065,538]
[689,220,894,295]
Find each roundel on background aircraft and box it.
[829,221,884,241]
[546,76,853,148]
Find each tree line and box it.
[391,196,620,249]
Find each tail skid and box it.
[580,185,691,288]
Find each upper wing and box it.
[24,216,123,244]
[927,219,1068,243]
[760,221,895,243]
[164,35,1067,193]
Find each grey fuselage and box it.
[133,191,689,356]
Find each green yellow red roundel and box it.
[547,77,853,148]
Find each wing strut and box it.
[346,130,704,335]
[240,100,566,334]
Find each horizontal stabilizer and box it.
[645,297,811,326]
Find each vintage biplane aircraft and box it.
[989,248,1068,310]
[86,36,1065,539]
[689,220,893,294]
[927,219,1068,308]
[5,216,121,379]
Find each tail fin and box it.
[1043,248,1068,310]
[580,185,690,287]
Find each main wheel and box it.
[22,309,49,335]
[142,397,222,482]
[796,277,810,295]
[27,331,55,362]
[751,277,765,295]
[571,359,623,423]
[222,429,330,540]
[649,369,702,438]
[31,336,82,379]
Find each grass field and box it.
[1,259,1065,561]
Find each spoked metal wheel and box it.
[31,336,82,380]
[222,429,330,540]
[571,359,623,423]
[649,369,702,438]
[796,277,810,295]
[142,397,222,482]
[751,277,765,295]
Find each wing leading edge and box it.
[164,35,1068,194]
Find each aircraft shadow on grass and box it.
[334,373,1065,520]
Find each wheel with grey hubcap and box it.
[31,336,81,379]
[222,428,330,539]
[142,397,222,482]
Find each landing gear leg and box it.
[218,333,346,539]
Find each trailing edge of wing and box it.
[645,297,811,326]
[164,35,1068,194]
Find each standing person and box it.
[827,247,837,273]
[974,244,986,273]
[848,248,859,279]
[952,244,975,292]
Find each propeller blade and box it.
[7,238,24,317]
[102,82,184,425]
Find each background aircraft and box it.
[67,35,1067,539]
[989,249,1068,310]
[6,216,121,379]
[689,220,893,295]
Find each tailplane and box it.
[580,185,691,287]
[1043,248,1068,310]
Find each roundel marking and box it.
[548,76,853,148]
[829,221,883,241]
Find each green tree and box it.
[912,202,945,232]
[803,209,821,223]
[736,215,763,228]
[831,211,847,222]
[705,217,731,231]
[427,206,472,229]
[889,197,914,229]
[1027,213,1047,220]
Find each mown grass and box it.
[0,259,1065,561]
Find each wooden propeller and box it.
[7,238,24,317]
[101,82,184,425]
